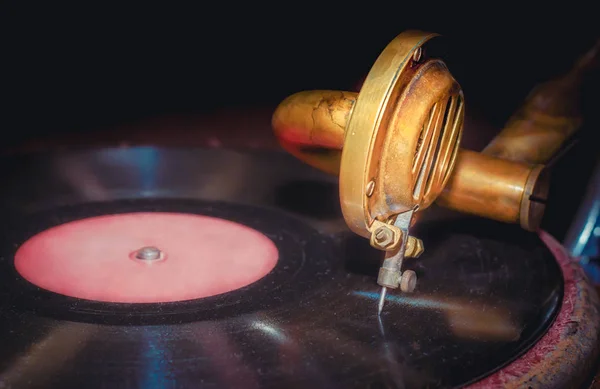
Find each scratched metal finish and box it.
[0,147,574,388]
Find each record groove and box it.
[0,147,565,388]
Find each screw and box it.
[400,270,417,292]
[412,47,422,63]
[135,246,162,261]
[366,180,375,197]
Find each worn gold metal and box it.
[272,90,350,175]
[272,87,545,231]
[272,32,598,236]
[339,31,463,239]
[369,220,402,251]
[405,236,424,258]
[274,102,543,232]
[483,39,599,164]
[435,151,549,229]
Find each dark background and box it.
[2,3,599,240]
[3,3,599,143]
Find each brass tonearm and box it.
[271,30,598,312]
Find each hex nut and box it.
[405,237,424,258]
[373,226,394,248]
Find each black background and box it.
[3,3,599,143]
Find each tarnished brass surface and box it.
[339,31,463,238]
[274,31,465,239]
[483,39,599,164]
[272,32,598,234]
[272,88,545,231]
[435,151,549,230]
[272,90,351,175]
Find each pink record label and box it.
[14,212,279,303]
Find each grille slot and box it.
[412,94,462,202]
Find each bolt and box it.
[135,246,162,261]
[400,270,417,292]
[373,226,394,248]
[366,180,375,197]
[412,47,422,63]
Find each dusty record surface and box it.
[0,147,579,388]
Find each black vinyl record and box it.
[0,147,562,389]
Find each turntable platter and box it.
[0,147,593,388]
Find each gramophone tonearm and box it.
[271,30,595,312]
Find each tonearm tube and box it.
[271,30,599,312]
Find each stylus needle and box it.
[377,287,387,315]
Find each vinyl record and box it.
[0,147,564,388]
